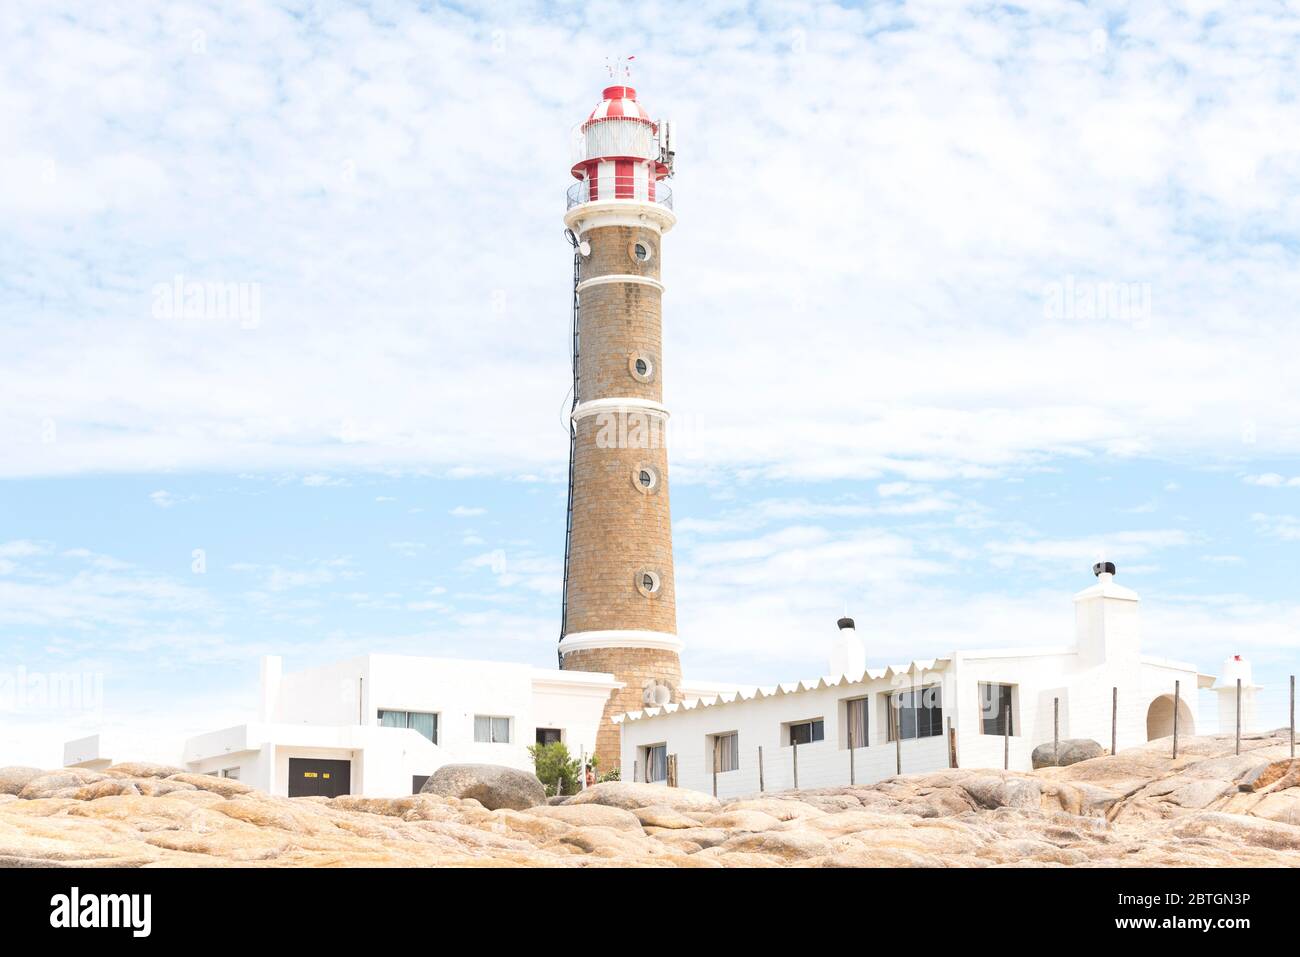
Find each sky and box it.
[2,0,1299,767]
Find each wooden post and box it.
[758,745,765,793]
[667,754,677,788]
[1172,680,1180,759]
[712,738,719,798]
[894,707,902,776]
[792,738,799,790]
[947,717,958,769]
[1291,675,1295,760]
[1235,678,1242,756]
[1003,705,1010,770]
[1053,697,1059,765]
[848,714,856,786]
[1111,686,1118,756]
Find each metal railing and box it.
[566,179,673,210]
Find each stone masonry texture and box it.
[561,221,681,770]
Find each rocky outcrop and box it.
[421,764,546,811]
[563,781,720,813]
[1032,739,1105,769]
[0,731,1297,867]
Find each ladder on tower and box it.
[559,229,582,665]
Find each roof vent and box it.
[1093,561,1117,577]
[837,616,855,630]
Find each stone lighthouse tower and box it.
[559,75,680,770]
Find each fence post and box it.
[895,714,902,776]
[1111,686,1118,756]
[667,754,677,788]
[1235,678,1242,756]
[947,717,958,769]
[1053,697,1059,765]
[712,738,719,798]
[792,738,799,790]
[758,745,765,793]
[1003,705,1010,770]
[848,717,856,786]
[1172,680,1180,759]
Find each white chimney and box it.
[829,616,866,679]
[259,655,282,723]
[1073,561,1141,667]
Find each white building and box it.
[616,565,1254,799]
[64,653,737,798]
[67,655,619,797]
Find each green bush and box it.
[598,765,621,783]
[528,742,582,797]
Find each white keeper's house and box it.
[615,562,1261,799]
[63,654,737,798]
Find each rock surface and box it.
[2,731,1297,867]
[421,764,546,811]
[1032,738,1105,769]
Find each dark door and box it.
[288,758,352,798]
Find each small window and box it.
[631,241,652,263]
[845,697,869,749]
[887,686,944,742]
[629,353,655,382]
[979,683,1015,736]
[631,464,659,493]
[474,715,511,743]
[221,767,240,780]
[412,774,429,794]
[644,743,667,782]
[379,709,439,744]
[636,568,662,597]
[788,718,825,746]
[535,727,562,746]
[709,732,739,772]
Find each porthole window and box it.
[628,353,655,383]
[628,239,654,264]
[636,568,662,598]
[631,464,659,493]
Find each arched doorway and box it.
[1146,694,1194,740]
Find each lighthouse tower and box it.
[559,76,680,770]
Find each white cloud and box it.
[2,5,1299,485]
[450,506,486,517]
[1244,473,1300,487]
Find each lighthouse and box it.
[558,74,680,770]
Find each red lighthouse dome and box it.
[569,83,673,205]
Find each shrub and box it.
[528,742,582,797]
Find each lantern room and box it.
[568,85,673,207]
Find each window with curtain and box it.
[845,698,869,749]
[979,683,1014,735]
[887,686,944,741]
[474,715,511,743]
[710,732,739,772]
[645,744,667,782]
[378,710,439,744]
[788,718,825,746]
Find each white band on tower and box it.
[560,630,684,655]
[571,397,670,422]
[576,274,664,294]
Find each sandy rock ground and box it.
[1,731,1297,867]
